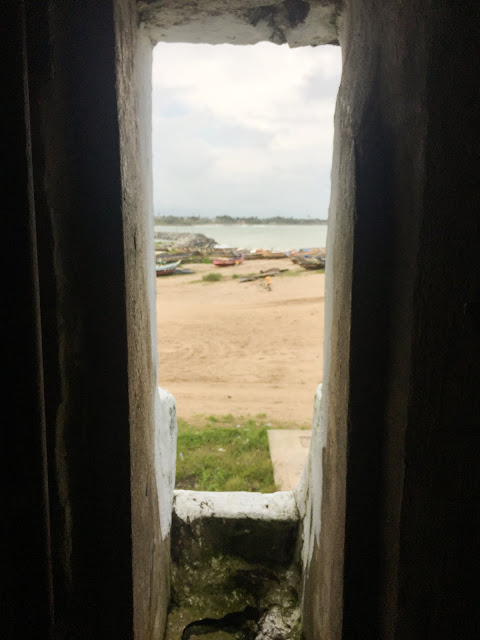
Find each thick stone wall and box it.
[302,1,480,638]
[2,1,175,638]
[114,4,176,636]
[22,2,135,636]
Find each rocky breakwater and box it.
[155,231,217,250]
[155,232,217,263]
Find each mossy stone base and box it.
[167,499,302,639]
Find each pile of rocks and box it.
[154,231,217,250]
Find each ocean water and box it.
[153,224,328,252]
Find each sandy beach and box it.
[156,258,324,425]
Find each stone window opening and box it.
[133,4,342,637]
[151,40,338,499]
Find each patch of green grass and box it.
[231,274,239,279]
[175,414,310,492]
[176,422,276,492]
[202,272,223,282]
[178,414,309,431]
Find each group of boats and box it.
[289,252,325,270]
[155,247,325,276]
[155,255,245,275]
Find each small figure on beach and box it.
[265,275,272,291]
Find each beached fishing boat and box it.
[301,257,326,270]
[212,253,244,266]
[156,260,181,276]
[291,255,325,270]
[289,248,326,270]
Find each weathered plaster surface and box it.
[114,6,174,637]
[300,37,352,632]
[295,384,323,569]
[138,0,340,46]
[174,489,298,523]
[298,378,347,639]
[155,387,177,539]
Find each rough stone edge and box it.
[294,383,323,567]
[155,387,178,539]
[137,0,340,47]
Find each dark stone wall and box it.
[1,2,53,636]
[2,1,142,637]
[28,0,135,636]
[303,1,480,638]
[394,3,480,636]
[114,2,172,637]
[2,1,170,638]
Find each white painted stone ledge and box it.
[173,489,299,524]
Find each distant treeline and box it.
[154,215,327,226]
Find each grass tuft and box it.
[202,272,223,282]
[176,422,276,492]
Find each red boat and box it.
[211,253,244,267]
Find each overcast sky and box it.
[152,43,341,219]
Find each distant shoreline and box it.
[154,215,328,226]
[153,223,329,252]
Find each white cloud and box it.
[152,42,341,218]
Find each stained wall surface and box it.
[138,0,340,46]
